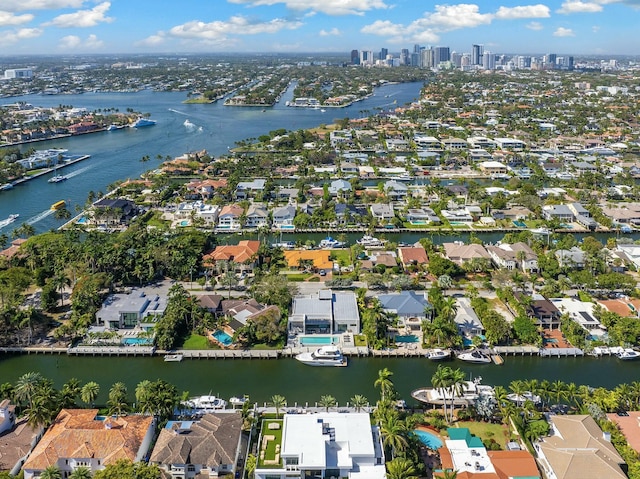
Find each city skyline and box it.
[0,0,639,56]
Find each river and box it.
[0,354,634,405]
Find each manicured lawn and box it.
[285,273,313,282]
[181,334,214,350]
[455,421,511,449]
[258,420,283,468]
[330,249,352,265]
[354,334,368,347]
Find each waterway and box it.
[0,81,424,234]
[0,354,635,405]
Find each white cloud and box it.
[420,4,493,29]
[557,0,603,13]
[0,27,42,44]
[228,0,389,15]
[136,33,166,47]
[526,21,544,30]
[592,25,600,32]
[495,4,550,19]
[553,26,575,36]
[44,1,113,28]
[319,27,341,36]
[360,20,403,36]
[168,15,303,41]
[58,33,103,49]
[0,11,34,26]
[2,0,84,12]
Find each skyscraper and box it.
[351,50,359,65]
[434,47,450,66]
[472,44,483,66]
[482,51,495,70]
[379,48,388,61]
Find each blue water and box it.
[513,220,527,227]
[122,337,153,346]
[299,336,337,346]
[413,429,444,449]
[395,335,419,343]
[212,330,233,346]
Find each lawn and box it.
[330,249,352,265]
[454,421,511,449]
[258,420,283,468]
[181,334,215,350]
[285,273,313,282]
[354,334,368,347]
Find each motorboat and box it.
[229,396,249,407]
[184,119,196,129]
[356,235,386,248]
[51,200,66,210]
[617,348,640,360]
[0,214,19,229]
[457,349,492,364]
[164,353,183,362]
[427,349,451,361]
[319,236,345,248]
[182,395,227,412]
[411,376,494,406]
[0,183,14,191]
[130,117,157,128]
[48,174,67,183]
[295,345,347,367]
[506,392,541,405]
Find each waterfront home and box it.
[443,242,491,266]
[370,203,395,222]
[598,297,640,319]
[414,134,442,150]
[272,205,296,229]
[288,290,359,335]
[486,242,538,272]
[441,138,468,151]
[95,287,167,331]
[335,203,367,225]
[535,415,626,479]
[245,204,269,228]
[0,238,27,261]
[0,400,43,476]
[440,208,474,224]
[491,206,532,222]
[359,251,398,271]
[405,207,440,225]
[494,138,526,151]
[328,179,352,196]
[397,244,429,269]
[175,201,220,226]
[235,179,266,200]
[478,161,508,175]
[92,198,139,226]
[150,412,242,479]
[550,298,605,336]
[185,179,228,200]
[22,409,155,479]
[378,291,431,322]
[253,412,385,479]
[555,246,586,269]
[607,411,640,455]
[217,204,244,230]
[453,297,484,338]
[202,240,261,273]
[517,293,561,330]
[284,250,333,274]
[467,137,497,149]
[383,180,409,200]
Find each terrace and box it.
[258,419,283,468]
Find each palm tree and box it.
[431,365,451,422]
[448,368,467,422]
[69,467,92,479]
[439,470,458,479]
[15,372,44,409]
[386,457,419,479]
[135,380,152,413]
[374,368,394,402]
[550,380,567,406]
[319,394,337,412]
[81,381,100,407]
[107,382,129,416]
[40,466,62,479]
[60,378,81,408]
[270,394,286,419]
[379,410,408,458]
[350,394,369,412]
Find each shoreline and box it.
[7,154,91,188]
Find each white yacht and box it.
[295,345,347,367]
[457,349,492,364]
[319,236,345,248]
[0,214,19,229]
[427,349,451,361]
[163,353,183,362]
[617,348,640,360]
[356,235,386,248]
[182,395,227,412]
[411,377,494,406]
[507,392,541,405]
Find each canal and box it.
[0,354,634,405]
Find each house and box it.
[486,242,538,272]
[535,415,626,479]
[370,203,395,221]
[467,137,497,149]
[0,238,27,260]
[378,291,431,320]
[217,204,244,230]
[443,242,491,266]
[175,201,220,226]
[599,298,640,319]
[518,293,561,330]
[150,412,242,479]
[478,161,508,175]
[542,204,574,222]
[607,411,640,454]
[328,179,352,196]
[360,251,397,271]
[438,427,540,479]
[555,246,585,269]
[22,409,155,479]
[397,245,429,269]
[335,203,367,225]
[453,298,484,338]
[235,179,266,200]
[550,298,605,334]
[274,187,299,202]
[405,207,440,225]
[493,138,526,151]
[383,180,408,201]
[288,290,359,334]
[0,400,43,476]
[202,240,261,273]
[245,203,269,228]
[253,412,386,479]
[92,198,139,226]
[440,209,474,223]
[95,288,167,331]
[441,138,468,151]
[283,250,333,274]
[272,205,296,229]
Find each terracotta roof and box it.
[283,250,333,270]
[0,238,26,260]
[218,204,244,217]
[607,411,640,454]
[203,240,260,266]
[599,299,640,318]
[488,450,540,479]
[0,414,41,473]
[398,246,429,266]
[23,409,154,472]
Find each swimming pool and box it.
[413,429,444,449]
[212,330,233,346]
[299,335,338,346]
[122,337,153,346]
[395,335,419,343]
[513,220,527,228]
[180,220,189,227]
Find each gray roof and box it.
[378,291,430,317]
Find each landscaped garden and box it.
[258,419,283,468]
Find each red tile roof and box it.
[203,240,260,266]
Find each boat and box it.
[319,236,345,248]
[106,124,123,131]
[617,348,640,360]
[295,345,347,367]
[229,395,249,407]
[427,349,451,361]
[130,117,157,128]
[48,174,67,183]
[164,353,183,362]
[0,183,14,191]
[506,392,541,405]
[411,376,494,406]
[457,349,492,364]
[0,214,19,229]
[183,119,196,129]
[356,235,386,248]
[182,395,227,412]
[271,241,295,249]
[51,200,66,210]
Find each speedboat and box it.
[295,345,347,367]
[356,235,386,248]
[130,117,157,128]
[457,349,492,364]
[164,353,183,362]
[184,119,196,129]
[48,174,67,183]
[617,349,640,360]
[229,396,249,407]
[427,349,451,361]
[319,236,345,248]
[0,214,19,229]
[507,392,541,405]
[182,395,227,412]
[411,376,494,406]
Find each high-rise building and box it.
[360,50,374,65]
[410,52,420,67]
[434,47,450,66]
[400,49,410,65]
[414,44,422,53]
[420,47,434,68]
[351,50,359,65]
[482,51,495,70]
[379,48,388,60]
[545,53,557,69]
[451,52,462,68]
[472,44,484,65]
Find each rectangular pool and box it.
[122,337,153,346]
[299,335,338,346]
[395,335,419,343]
[212,330,233,346]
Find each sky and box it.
[1,0,639,56]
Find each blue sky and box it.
[1,0,638,56]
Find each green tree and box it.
[107,382,129,416]
[270,394,287,419]
[69,467,92,479]
[319,394,337,412]
[40,466,62,479]
[81,381,100,407]
[350,394,369,412]
[93,459,161,479]
[374,368,395,402]
[386,457,419,479]
[15,371,44,409]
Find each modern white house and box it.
[95,288,167,331]
[288,290,360,335]
[254,412,386,479]
[272,205,296,229]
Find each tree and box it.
[93,459,162,479]
[107,382,129,416]
[40,466,62,479]
[374,368,395,402]
[350,394,369,412]
[69,467,92,479]
[60,378,81,408]
[379,410,408,458]
[81,381,100,407]
[270,394,287,419]
[319,394,337,412]
[15,371,44,409]
[386,457,419,479]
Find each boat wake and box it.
[26,209,54,225]
[169,108,189,116]
[64,165,91,179]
